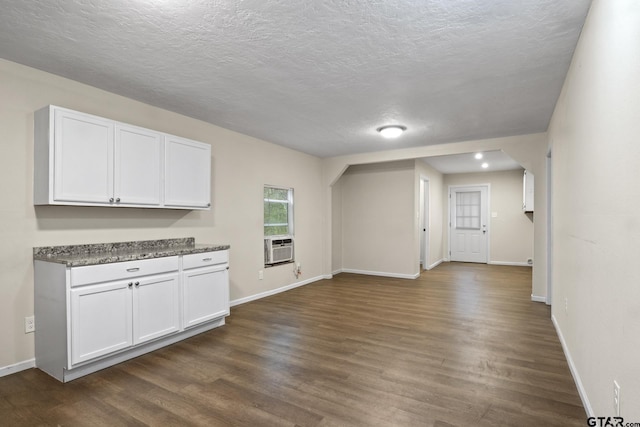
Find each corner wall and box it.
[338,161,417,278]
[331,178,343,274]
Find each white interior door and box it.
[450,185,489,263]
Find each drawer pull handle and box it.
[126,267,140,272]
[202,258,212,262]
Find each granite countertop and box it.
[33,237,230,267]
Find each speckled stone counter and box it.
[33,237,230,267]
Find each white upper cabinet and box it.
[115,124,162,206]
[523,170,534,213]
[164,135,211,209]
[52,108,114,204]
[34,105,211,210]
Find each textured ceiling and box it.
[420,150,521,174]
[0,0,591,157]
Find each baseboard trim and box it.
[427,259,444,270]
[531,295,547,303]
[552,314,593,417]
[488,261,532,267]
[332,269,343,276]
[340,269,419,280]
[230,275,327,307]
[0,358,35,377]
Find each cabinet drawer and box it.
[182,251,228,270]
[71,256,179,287]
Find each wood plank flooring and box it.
[0,263,586,426]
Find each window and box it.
[455,191,481,229]
[264,186,293,236]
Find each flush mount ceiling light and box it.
[377,125,407,139]
[481,162,489,169]
[475,153,483,159]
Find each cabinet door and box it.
[183,265,229,328]
[164,135,211,209]
[70,281,132,366]
[132,273,180,345]
[53,109,114,204]
[115,125,163,206]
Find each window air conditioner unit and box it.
[265,236,294,264]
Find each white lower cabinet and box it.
[70,272,181,366]
[70,280,133,365]
[183,265,229,328]
[133,274,180,344]
[34,250,229,382]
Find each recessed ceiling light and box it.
[377,125,407,139]
[481,162,489,169]
[475,153,483,159]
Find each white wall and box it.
[338,161,417,278]
[0,59,325,371]
[443,170,534,266]
[548,0,640,418]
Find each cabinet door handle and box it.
[116,198,121,203]
[126,267,140,272]
[226,266,230,270]
[202,258,212,262]
[109,197,114,203]
[128,282,133,288]
[135,281,140,287]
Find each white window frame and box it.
[264,185,294,237]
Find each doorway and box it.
[449,185,489,263]
[419,177,430,270]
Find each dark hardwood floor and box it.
[0,263,586,426]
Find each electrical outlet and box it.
[25,316,35,333]
[614,380,620,416]
[258,270,263,280]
